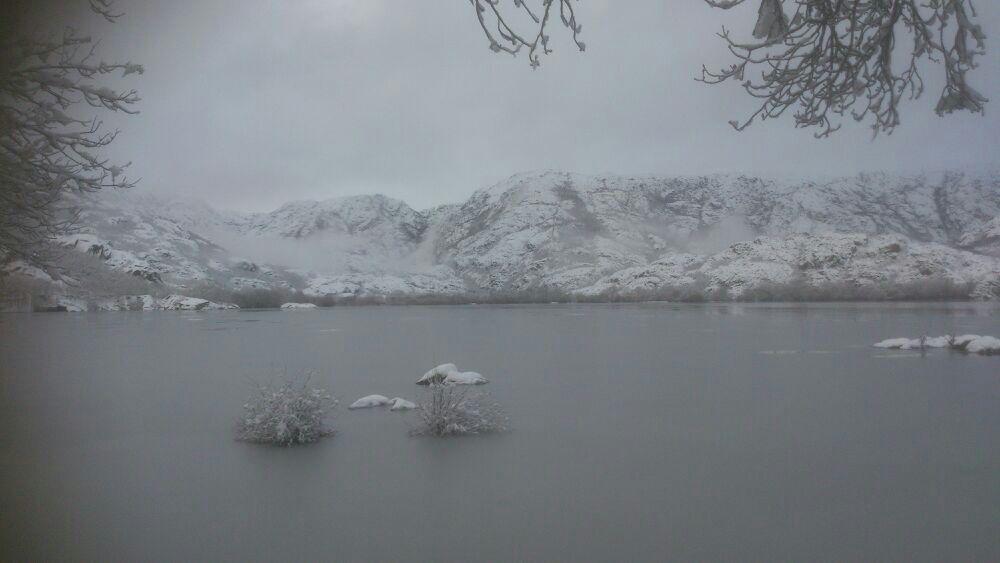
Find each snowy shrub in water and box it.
[416,363,489,385]
[412,384,508,437]
[236,373,337,446]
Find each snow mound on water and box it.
[416,363,489,385]
[445,371,488,385]
[281,302,317,309]
[952,334,982,348]
[874,335,1000,355]
[389,397,417,411]
[416,363,458,385]
[874,336,952,350]
[348,395,392,409]
[961,335,1000,355]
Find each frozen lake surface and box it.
[1,303,998,561]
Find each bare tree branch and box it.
[469,0,585,68]
[0,1,142,268]
[700,0,987,137]
[88,0,125,22]
[469,0,988,136]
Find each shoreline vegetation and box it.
[1,272,992,312]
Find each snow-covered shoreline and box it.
[40,294,238,313]
[5,293,1000,314]
[874,334,1000,355]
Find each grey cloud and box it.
[29,0,1000,210]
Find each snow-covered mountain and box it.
[52,190,295,291]
[239,194,425,240]
[23,170,1000,301]
[960,216,1000,257]
[435,170,1000,292]
[580,233,1000,300]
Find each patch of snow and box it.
[389,397,417,411]
[416,363,459,385]
[923,336,953,348]
[444,371,489,385]
[873,336,952,350]
[348,395,392,409]
[873,337,924,350]
[874,334,1000,355]
[303,269,466,298]
[230,277,273,290]
[952,334,981,347]
[415,363,489,385]
[964,336,1000,355]
[281,302,318,310]
[160,294,236,311]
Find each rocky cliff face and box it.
[28,170,1000,300]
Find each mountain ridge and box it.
[7,170,1000,304]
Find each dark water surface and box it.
[1,303,998,561]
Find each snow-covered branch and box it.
[700,0,987,137]
[469,0,987,136]
[470,0,585,68]
[0,1,142,267]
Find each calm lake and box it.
[1,303,998,561]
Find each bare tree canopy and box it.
[472,0,988,137]
[0,0,142,267]
[470,0,586,68]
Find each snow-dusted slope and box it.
[239,194,426,252]
[48,190,460,297]
[959,216,1000,256]
[234,194,453,283]
[56,190,290,288]
[32,170,1000,301]
[581,233,1000,299]
[434,170,1000,292]
[301,269,466,298]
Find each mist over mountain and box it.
[17,170,1000,303]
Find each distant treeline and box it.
[1,267,987,312]
[190,276,983,308]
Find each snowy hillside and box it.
[436,170,1000,292]
[17,170,1000,302]
[580,233,1000,300]
[960,216,1000,256]
[239,194,425,240]
[53,190,296,291]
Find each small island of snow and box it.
[416,363,489,385]
[874,334,1000,355]
[962,335,1000,355]
[873,336,952,350]
[389,397,417,411]
[281,302,318,310]
[348,395,392,409]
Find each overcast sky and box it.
[32,0,1000,211]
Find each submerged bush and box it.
[236,373,337,446]
[411,384,508,437]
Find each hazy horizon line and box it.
[116,166,1000,215]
